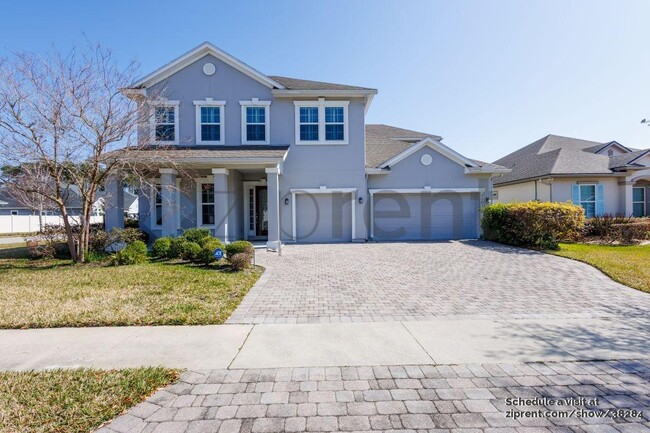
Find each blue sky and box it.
[2,0,649,162]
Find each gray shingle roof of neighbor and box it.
[493,134,650,185]
[364,124,504,171]
[104,145,290,162]
[269,75,376,91]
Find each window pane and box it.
[201,124,221,142]
[156,124,175,141]
[633,188,645,202]
[633,203,645,217]
[246,106,265,123]
[582,202,596,218]
[325,124,344,141]
[201,107,220,123]
[300,124,319,141]
[201,184,214,204]
[246,124,266,141]
[202,204,215,225]
[325,106,344,123]
[300,107,318,123]
[579,185,595,202]
[155,205,163,226]
[155,107,174,124]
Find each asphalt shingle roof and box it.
[105,145,290,162]
[269,76,376,91]
[493,134,650,185]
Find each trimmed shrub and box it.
[111,240,148,266]
[181,241,202,261]
[168,237,187,259]
[152,237,172,258]
[181,228,212,244]
[610,219,650,244]
[229,252,252,271]
[196,237,225,265]
[197,235,218,248]
[224,240,254,259]
[113,227,148,245]
[583,214,632,238]
[482,201,585,250]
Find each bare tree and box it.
[0,42,158,262]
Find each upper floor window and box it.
[240,99,271,144]
[294,99,349,145]
[152,102,179,144]
[194,98,226,145]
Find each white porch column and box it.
[619,179,634,217]
[266,166,281,250]
[105,176,124,230]
[159,168,178,236]
[212,168,229,242]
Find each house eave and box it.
[493,172,628,187]
[272,89,378,98]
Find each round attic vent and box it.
[203,63,216,76]
[420,154,433,166]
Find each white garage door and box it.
[296,193,352,243]
[372,192,479,241]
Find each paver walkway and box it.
[98,360,650,433]
[228,241,650,324]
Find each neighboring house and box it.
[94,189,139,219]
[493,134,650,217]
[0,190,81,216]
[105,42,507,247]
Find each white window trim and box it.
[195,176,216,227]
[578,183,597,217]
[240,99,271,145]
[633,187,646,216]
[151,101,180,145]
[150,179,181,230]
[294,98,349,145]
[194,98,226,145]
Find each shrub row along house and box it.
[104,42,508,247]
[493,135,650,218]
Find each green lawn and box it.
[0,367,178,433]
[550,243,650,294]
[0,257,262,329]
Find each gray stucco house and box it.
[493,135,650,217]
[105,42,507,247]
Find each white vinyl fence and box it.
[0,215,104,235]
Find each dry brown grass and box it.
[0,258,262,328]
[0,367,178,433]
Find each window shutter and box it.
[595,184,605,216]
[571,184,580,205]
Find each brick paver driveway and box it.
[100,360,650,433]
[228,241,650,324]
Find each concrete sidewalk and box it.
[2,316,649,371]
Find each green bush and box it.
[181,241,202,261]
[196,237,225,265]
[168,237,187,259]
[152,237,172,258]
[197,236,218,248]
[482,201,585,250]
[224,240,254,258]
[111,240,148,266]
[181,228,212,244]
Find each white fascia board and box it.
[272,89,378,98]
[290,187,358,194]
[369,187,484,194]
[464,167,512,175]
[130,42,285,90]
[365,168,390,175]
[380,137,478,169]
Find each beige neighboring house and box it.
[492,134,650,217]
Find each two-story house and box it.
[105,42,508,248]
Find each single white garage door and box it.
[296,193,353,243]
[372,192,479,241]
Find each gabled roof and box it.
[128,42,286,90]
[493,134,650,185]
[269,76,376,91]
[104,145,290,164]
[365,124,507,174]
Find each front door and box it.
[255,186,268,237]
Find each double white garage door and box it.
[293,191,479,242]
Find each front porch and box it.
[104,146,289,250]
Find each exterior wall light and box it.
[358,197,364,204]
[284,197,289,205]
